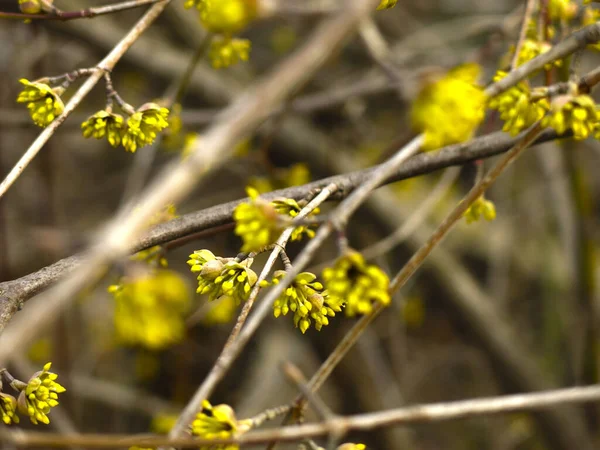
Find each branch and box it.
[0,0,162,21]
[7,385,600,447]
[0,0,381,360]
[0,128,567,333]
[0,0,171,200]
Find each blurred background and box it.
[1,0,600,448]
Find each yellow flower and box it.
[109,270,191,350]
[209,36,251,69]
[464,196,496,224]
[233,187,286,252]
[488,71,549,136]
[16,362,65,425]
[151,413,177,434]
[195,259,258,305]
[548,0,577,21]
[261,271,340,334]
[19,0,42,14]
[191,400,251,449]
[249,163,311,194]
[271,198,318,242]
[322,250,390,317]
[541,94,599,140]
[0,393,19,425]
[582,7,600,50]
[185,0,257,34]
[202,296,238,325]
[81,110,125,147]
[16,78,64,127]
[338,445,367,450]
[122,103,170,153]
[410,64,486,151]
[377,0,397,9]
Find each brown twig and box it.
[0,0,171,200]
[6,384,600,448]
[0,0,161,21]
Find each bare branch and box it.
[6,385,600,448]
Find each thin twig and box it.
[510,0,537,70]
[0,0,161,21]
[0,0,171,200]
[6,384,600,447]
[166,185,337,440]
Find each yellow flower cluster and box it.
[488,71,549,136]
[81,110,125,147]
[233,188,285,252]
[82,103,170,152]
[184,0,256,68]
[188,249,258,305]
[17,362,66,425]
[19,0,42,14]
[410,64,486,151]
[377,0,397,9]
[271,198,319,242]
[108,270,190,350]
[261,271,340,333]
[464,196,496,224]
[322,250,390,317]
[337,445,367,450]
[542,94,599,140]
[191,400,251,449]
[0,392,19,425]
[16,79,64,127]
[209,36,251,69]
[122,103,170,153]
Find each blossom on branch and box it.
[410,64,486,151]
[17,79,65,128]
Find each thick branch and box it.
[0,128,565,332]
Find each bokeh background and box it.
[2,0,600,449]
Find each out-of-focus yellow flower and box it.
[410,64,486,151]
[16,362,65,425]
[151,413,178,434]
[162,103,183,150]
[16,78,64,127]
[322,250,390,317]
[377,0,397,9]
[488,71,549,136]
[191,400,251,449]
[271,198,318,242]
[122,103,170,153]
[548,0,578,21]
[261,271,340,333]
[542,93,599,140]
[209,36,251,69]
[337,444,367,450]
[233,187,286,252]
[81,110,125,147]
[0,393,19,425]
[109,270,190,350]
[464,195,496,224]
[401,296,425,328]
[185,0,257,34]
[583,7,600,50]
[202,295,238,325]
[19,0,41,13]
[249,163,311,194]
